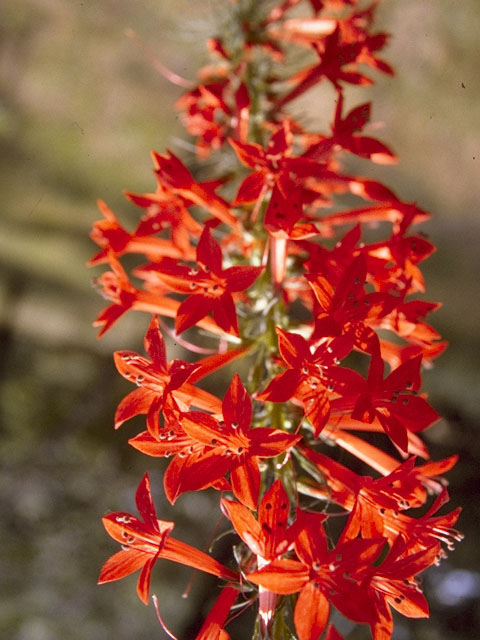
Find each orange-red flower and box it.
[247,511,383,640]
[99,473,237,604]
[169,374,302,508]
[154,226,263,336]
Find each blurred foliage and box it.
[0,1,479,639]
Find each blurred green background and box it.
[1,1,479,639]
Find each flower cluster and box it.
[91,1,462,639]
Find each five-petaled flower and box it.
[168,374,302,508]
[154,225,263,336]
[98,473,237,604]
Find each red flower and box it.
[230,122,326,206]
[169,374,302,508]
[154,226,263,335]
[124,184,202,258]
[277,26,374,108]
[98,473,237,604]
[307,91,396,164]
[92,254,232,338]
[113,315,247,435]
[152,150,238,228]
[299,446,462,555]
[222,480,298,634]
[247,510,383,640]
[221,479,296,561]
[330,351,440,452]
[308,254,397,353]
[258,328,354,435]
[114,316,199,434]
[366,537,439,639]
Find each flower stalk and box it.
[91,2,462,639]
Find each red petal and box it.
[98,549,149,585]
[294,511,328,566]
[195,584,239,640]
[144,316,168,370]
[137,554,157,604]
[376,409,409,453]
[161,538,237,581]
[224,265,263,292]
[129,431,190,457]
[250,428,301,457]
[231,457,260,510]
[196,227,223,273]
[211,292,239,335]
[167,359,199,390]
[175,383,223,413]
[114,388,155,429]
[385,355,422,392]
[302,386,330,436]
[258,480,292,559]
[308,276,334,311]
[276,327,309,367]
[188,347,248,384]
[135,473,162,531]
[247,559,309,594]
[221,499,263,555]
[258,368,302,402]
[389,395,440,432]
[176,294,212,334]
[294,582,329,640]
[170,450,232,499]
[228,138,265,169]
[222,374,252,432]
[343,102,371,132]
[181,412,226,447]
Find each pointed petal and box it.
[294,582,329,640]
[137,554,157,604]
[258,368,302,402]
[188,347,248,384]
[228,138,265,169]
[169,450,232,500]
[250,428,301,457]
[231,457,260,510]
[161,538,237,581]
[181,412,226,447]
[176,294,212,334]
[385,355,422,392]
[276,328,309,367]
[308,276,334,311]
[247,559,309,594]
[258,480,292,559]
[232,171,265,205]
[221,498,263,555]
[135,473,162,531]
[196,227,223,273]
[98,549,149,585]
[222,374,252,431]
[175,383,223,413]
[195,584,239,640]
[212,293,239,336]
[129,430,191,458]
[302,386,330,436]
[167,359,199,390]
[144,316,168,370]
[146,395,164,439]
[294,511,328,566]
[224,265,263,292]
[114,387,155,429]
